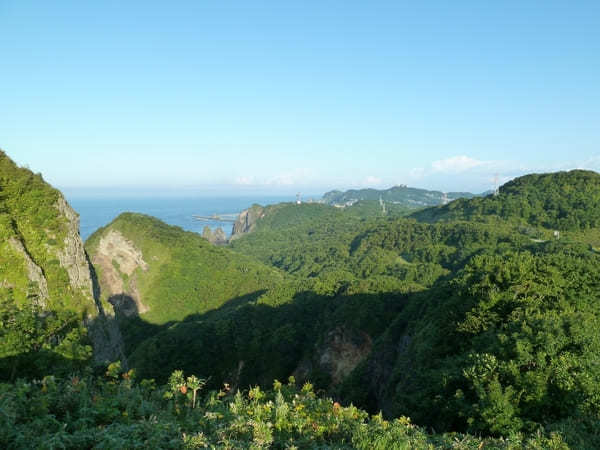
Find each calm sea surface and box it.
[66,196,296,241]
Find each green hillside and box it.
[86,213,284,325]
[412,170,600,232]
[340,242,600,441]
[229,201,415,278]
[0,151,99,379]
[225,173,600,442]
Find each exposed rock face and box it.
[55,196,127,365]
[8,236,49,306]
[55,196,94,298]
[97,230,148,276]
[295,327,373,387]
[319,327,373,384]
[230,205,265,240]
[91,229,149,316]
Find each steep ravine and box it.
[54,194,127,365]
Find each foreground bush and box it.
[0,366,569,449]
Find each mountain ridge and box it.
[321,184,478,208]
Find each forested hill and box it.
[229,199,413,240]
[412,170,600,232]
[322,185,477,208]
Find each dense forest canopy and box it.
[412,170,600,232]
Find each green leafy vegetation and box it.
[0,293,92,381]
[341,244,600,442]
[0,151,93,313]
[0,368,568,449]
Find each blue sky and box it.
[1,1,599,195]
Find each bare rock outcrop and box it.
[202,226,228,245]
[91,229,149,316]
[55,196,127,365]
[55,196,94,298]
[229,205,265,240]
[294,326,373,387]
[8,236,49,306]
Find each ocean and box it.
[66,195,297,241]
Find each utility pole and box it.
[493,174,500,196]
[379,196,386,214]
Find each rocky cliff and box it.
[294,326,373,388]
[229,204,265,240]
[0,151,125,364]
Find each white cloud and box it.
[363,175,383,186]
[234,176,256,185]
[266,168,315,186]
[231,168,317,187]
[408,167,426,180]
[431,155,485,173]
[577,155,600,171]
[267,174,296,186]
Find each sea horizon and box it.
[66,194,308,241]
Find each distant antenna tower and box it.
[493,174,500,196]
[296,192,302,205]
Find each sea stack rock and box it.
[202,225,227,245]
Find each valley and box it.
[2,151,600,448]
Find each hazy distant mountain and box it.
[321,185,477,208]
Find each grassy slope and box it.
[86,212,284,324]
